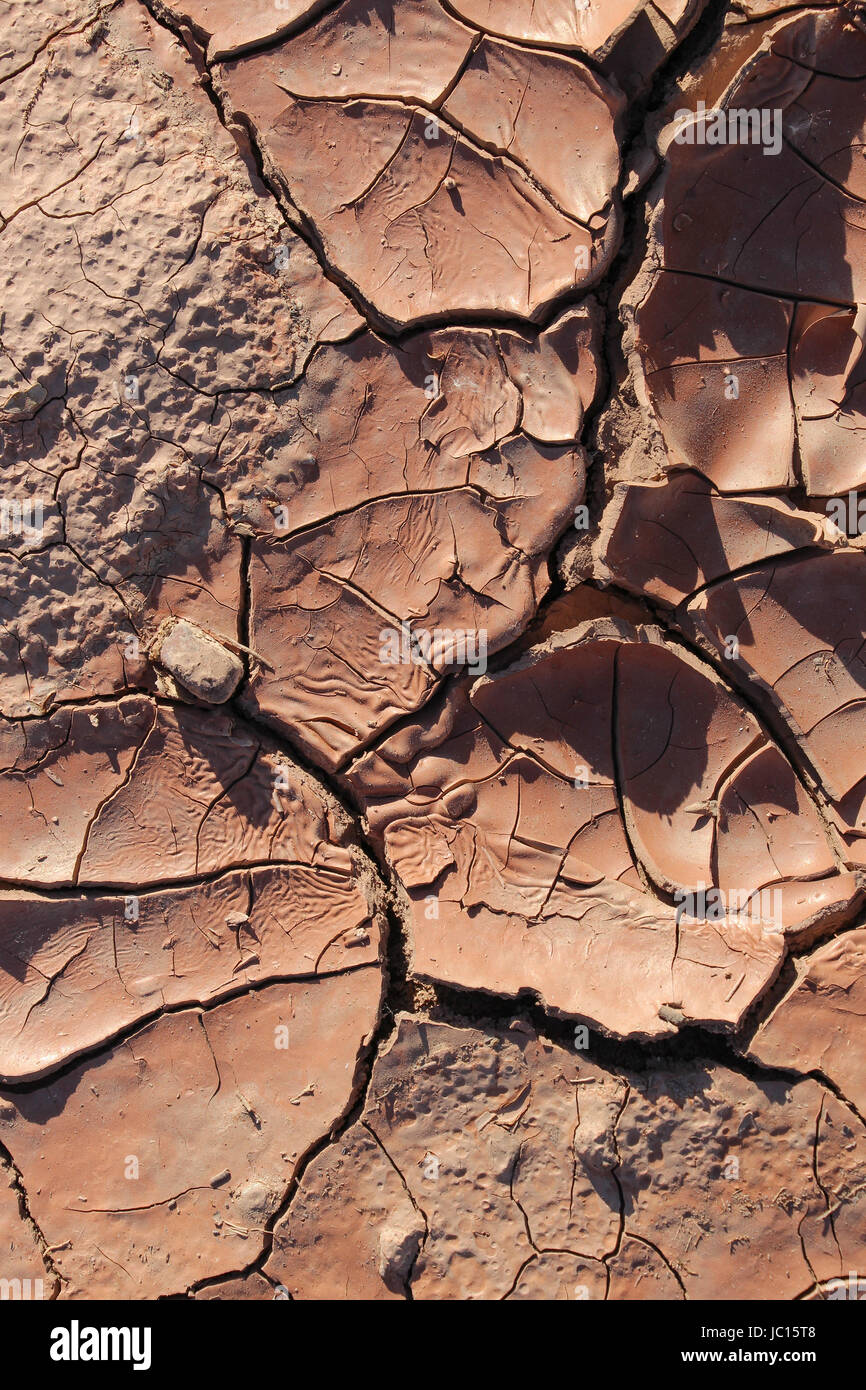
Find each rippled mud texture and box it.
[1,0,865,1301]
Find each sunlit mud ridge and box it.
[0,0,865,1301]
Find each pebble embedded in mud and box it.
[150,618,244,705]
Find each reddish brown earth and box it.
[1,0,865,1303]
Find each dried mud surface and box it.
[1,0,865,1301]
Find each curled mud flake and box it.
[596,473,837,606]
[180,307,600,770]
[631,8,866,497]
[746,928,866,1118]
[153,0,332,62]
[349,622,858,1039]
[245,0,476,104]
[442,0,703,83]
[687,551,866,862]
[215,37,623,327]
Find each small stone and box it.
[2,382,47,417]
[507,1018,535,1036]
[377,1219,424,1286]
[151,619,243,705]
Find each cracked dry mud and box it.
[0,0,865,1304]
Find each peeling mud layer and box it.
[1,0,865,1306]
